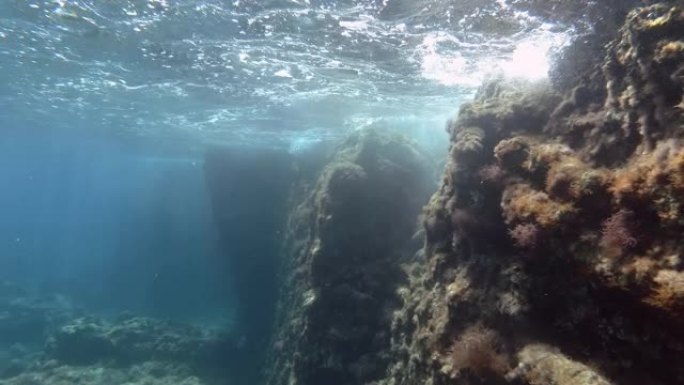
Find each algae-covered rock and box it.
[47,317,114,365]
[2,361,204,385]
[0,284,75,346]
[604,4,684,152]
[513,344,613,385]
[378,4,684,385]
[265,129,436,385]
[2,313,236,385]
[46,315,229,367]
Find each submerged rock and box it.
[2,361,204,385]
[512,344,613,385]
[1,313,236,385]
[378,3,684,385]
[0,284,75,346]
[265,129,436,385]
[46,315,230,368]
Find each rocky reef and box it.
[3,361,204,385]
[263,5,684,385]
[0,282,78,380]
[0,284,236,385]
[44,314,232,368]
[7,3,679,385]
[265,129,436,385]
[378,3,684,385]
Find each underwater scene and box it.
[1,0,684,384]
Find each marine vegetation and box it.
[251,3,684,385]
[380,4,684,385]
[265,129,435,385]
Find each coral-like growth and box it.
[600,210,637,251]
[515,344,613,385]
[451,126,486,164]
[545,159,605,201]
[267,129,436,385]
[611,140,684,225]
[450,208,481,237]
[478,164,504,184]
[448,324,509,377]
[494,137,531,172]
[604,4,684,151]
[378,5,684,385]
[648,269,684,312]
[502,183,576,229]
[509,223,539,249]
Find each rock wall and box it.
[266,129,436,385]
[380,3,684,385]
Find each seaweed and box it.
[379,4,684,385]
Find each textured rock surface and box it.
[1,312,235,385]
[266,129,436,385]
[46,315,228,367]
[2,361,204,385]
[0,282,76,346]
[512,344,614,385]
[380,3,684,385]
[0,282,78,380]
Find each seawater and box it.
[0,0,576,384]
[0,126,229,317]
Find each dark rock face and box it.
[378,4,684,385]
[266,129,436,385]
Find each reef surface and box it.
[0,282,235,385]
[380,3,684,385]
[3,3,682,385]
[265,129,436,385]
[268,3,684,385]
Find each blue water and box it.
[0,126,229,319]
[0,0,573,383]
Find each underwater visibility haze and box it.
[1,0,684,384]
